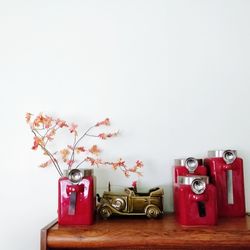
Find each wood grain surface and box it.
[43,214,250,250]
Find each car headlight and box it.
[112,197,126,211]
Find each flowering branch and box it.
[31,129,63,176]
[26,113,143,177]
[68,125,96,169]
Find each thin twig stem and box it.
[69,125,96,164]
[41,146,63,176]
[31,130,63,176]
[85,134,99,137]
[43,124,58,146]
[75,159,87,169]
[33,128,43,138]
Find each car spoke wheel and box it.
[100,206,112,219]
[146,206,160,219]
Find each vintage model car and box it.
[97,187,164,219]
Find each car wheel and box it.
[99,206,112,219]
[146,206,160,219]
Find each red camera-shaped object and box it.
[204,150,245,217]
[58,169,95,225]
[174,157,207,183]
[174,176,217,226]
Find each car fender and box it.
[99,203,126,216]
[144,204,161,214]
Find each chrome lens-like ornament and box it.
[223,150,236,164]
[178,175,209,185]
[185,157,198,173]
[191,178,206,195]
[68,169,83,184]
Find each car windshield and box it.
[125,188,135,195]
[124,187,161,196]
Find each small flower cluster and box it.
[26,113,143,177]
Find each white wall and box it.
[1,0,250,249]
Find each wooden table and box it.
[41,214,250,250]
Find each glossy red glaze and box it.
[174,184,217,226]
[204,157,245,217]
[58,175,95,225]
[174,165,207,183]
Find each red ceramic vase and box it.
[204,150,245,217]
[174,157,207,183]
[58,169,95,225]
[174,176,217,226]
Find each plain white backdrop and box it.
[0,0,250,249]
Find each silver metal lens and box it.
[208,150,237,159]
[223,150,236,164]
[185,157,198,173]
[178,175,209,185]
[191,178,206,195]
[68,169,83,184]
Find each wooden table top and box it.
[42,214,250,250]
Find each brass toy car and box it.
[97,187,164,219]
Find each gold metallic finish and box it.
[98,187,164,219]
